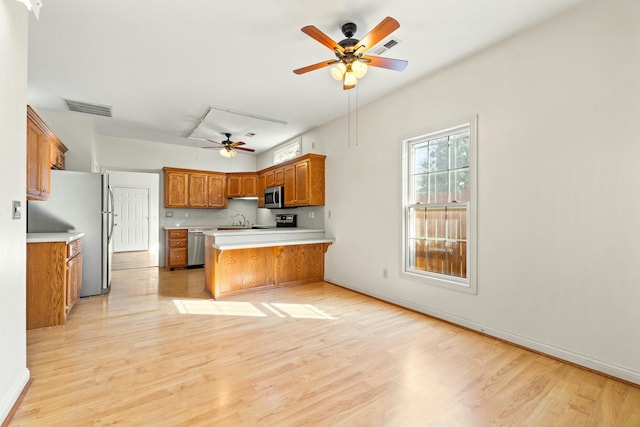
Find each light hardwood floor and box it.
[10,267,640,427]
[112,249,159,270]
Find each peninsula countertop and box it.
[27,232,84,244]
[204,228,333,250]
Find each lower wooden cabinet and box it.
[166,229,187,270]
[27,238,83,330]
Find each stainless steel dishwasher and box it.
[187,229,206,266]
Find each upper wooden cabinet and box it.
[207,173,227,208]
[164,168,189,208]
[27,106,67,200]
[226,173,257,198]
[163,168,228,208]
[163,153,325,208]
[50,138,68,170]
[267,154,325,207]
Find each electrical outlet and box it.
[309,212,315,219]
[328,210,332,219]
[166,211,173,217]
[184,212,189,218]
[382,268,389,279]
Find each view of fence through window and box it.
[407,127,470,279]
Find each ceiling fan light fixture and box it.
[330,62,347,80]
[352,60,368,79]
[219,147,237,158]
[343,69,357,87]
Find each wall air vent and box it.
[64,99,113,117]
[371,38,402,56]
[245,132,256,137]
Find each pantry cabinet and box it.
[26,237,83,329]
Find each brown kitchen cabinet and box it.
[226,172,257,198]
[27,106,53,200]
[27,237,83,330]
[163,168,228,208]
[166,229,188,270]
[50,137,68,170]
[164,168,189,208]
[207,172,227,208]
[257,172,266,208]
[282,154,325,207]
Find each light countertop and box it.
[27,232,84,244]
[204,228,332,250]
[163,225,219,231]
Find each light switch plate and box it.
[12,200,21,220]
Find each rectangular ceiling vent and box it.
[371,38,402,56]
[64,99,113,117]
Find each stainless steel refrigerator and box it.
[27,170,114,297]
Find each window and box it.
[402,117,477,293]
[273,138,301,164]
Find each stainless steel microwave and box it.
[264,186,284,209]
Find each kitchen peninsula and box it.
[203,228,333,299]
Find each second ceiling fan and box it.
[203,133,255,158]
[293,16,408,90]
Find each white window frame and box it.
[401,116,478,294]
[273,137,301,164]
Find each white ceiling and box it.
[26,0,586,154]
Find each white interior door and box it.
[113,186,149,252]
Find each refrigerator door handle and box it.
[108,186,115,243]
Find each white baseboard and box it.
[0,368,30,425]
[331,281,640,386]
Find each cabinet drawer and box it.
[168,239,186,248]
[67,238,82,259]
[168,230,187,239]
[168,248,187,266]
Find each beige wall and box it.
[0,0,30,421]
[293,0,640,383]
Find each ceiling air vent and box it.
[371,37,402,56]
[64,99,113,117]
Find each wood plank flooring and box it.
[9,267,640,426]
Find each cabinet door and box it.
[207,173,227,208]
[26,120,50,200]
[274,168,285,186]
[283,165,296,206]
[165,171,189,207]
[227,175,242,198]
[294,160,310,205]
[241,175,257,197]
[264,170,275,188]
[188,173,208,207]
[257,173,266,208]
[66,252,82,314]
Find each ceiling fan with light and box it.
[203,133,256,158]
[293,16,408,90]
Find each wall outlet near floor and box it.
[382,268,389,279]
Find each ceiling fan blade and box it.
[362,55,408,71]
[301,25,345,56]
[353,16,400,55]
[234,146,255,152]
[293,59,338,75]
[343,82,356,91]
[230,141,246,147]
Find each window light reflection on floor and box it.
[172,299,336,320]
